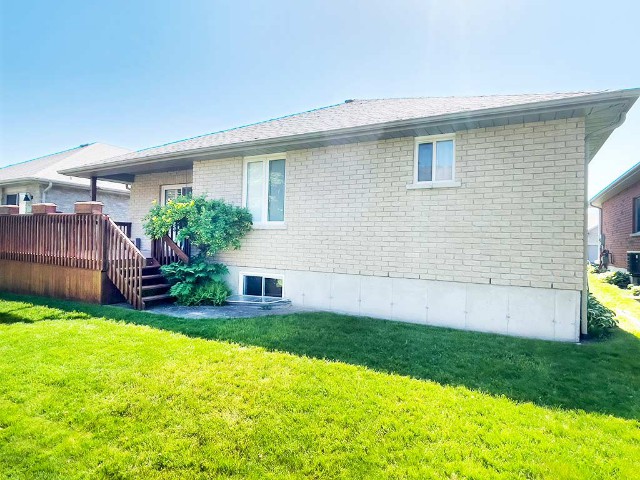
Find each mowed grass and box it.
[0,281,639,479]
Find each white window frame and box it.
[238,271,285,298]
[408,134,461,190]
[242,153,286,228]
[161,183,192,205]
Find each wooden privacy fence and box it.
[0,213,146,309]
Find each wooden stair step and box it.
[143,293,174,303]
[142,274,165,281]
[141,283,171,292]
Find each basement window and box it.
[241,274,283,298]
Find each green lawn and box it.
[1,281,639,479]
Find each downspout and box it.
[589,201,603,257]
[42,181,53,202]
[580,110,628,337]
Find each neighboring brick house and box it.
[62,89,640,341]
[590,161,640,270]
[0,143,131,220]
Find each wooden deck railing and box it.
[0,214,106,269]
[0,213,146,309]
[114,221,132,239]
[152,221,191,266]
[153,235,190,265]
[105,217,145,309]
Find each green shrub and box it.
[627,284,640,297]
[587,293,618,339]
[143,195,252,257]
[161,259,230,306]
[599,271,630,289]
[587,263,606,274]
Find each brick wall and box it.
[601,182,640,268]
[129,169,193,252]
[45,185,129,220]
[179,118,585,291]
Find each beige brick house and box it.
[62,89,639,341]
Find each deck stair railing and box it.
[104,216,146,309]
[152,221,191,266]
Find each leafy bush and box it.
[627,284,640,297]
[599,271,630,289]
[161,259,230,306]
[143,196,252,257]
[587,293,618,339]
[587,263,606,274]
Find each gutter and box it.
[60,89,640,178]
[0,177,130,196]
[585,111,627,159]
[42,181,53,202]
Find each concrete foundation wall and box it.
[226,266,580,341]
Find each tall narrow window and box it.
[415,135,455,183]
[246,161,264,221]
[634,197,640,233]
[268,159,285,221]
[244,155,286,224]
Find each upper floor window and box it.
[634,197,640,233]
[414,134,455,184]
[243,154,286,225]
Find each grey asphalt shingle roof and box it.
[0,143,131,190]
[84,91,608,166]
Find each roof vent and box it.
[79,143,90,148]
[344,99,354,103]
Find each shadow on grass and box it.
[0,308,36,324]
[2,292,639,420]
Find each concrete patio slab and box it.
[144,302,313,319]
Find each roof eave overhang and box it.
[0,177,130,195]
[590,162,640,207]
[61,89,640,183]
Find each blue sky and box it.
[1,0,638,198]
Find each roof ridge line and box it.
[356,91,606,102]
[132,101,346,155]
[0,143,95,171]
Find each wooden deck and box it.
[0,204,190,309]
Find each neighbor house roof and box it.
[590,161,640,207]
[61,89,640,183]
[0,143,132,193]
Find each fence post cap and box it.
[74,201,104,214]
[0,205,19,215]
[31,203,58,214]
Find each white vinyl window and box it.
[243,154,286,226]
[240,273,284,298]
[413,134,456,185]
[161,184,192,205]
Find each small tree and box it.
[142,196,252,305]
[143,195,252,257]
